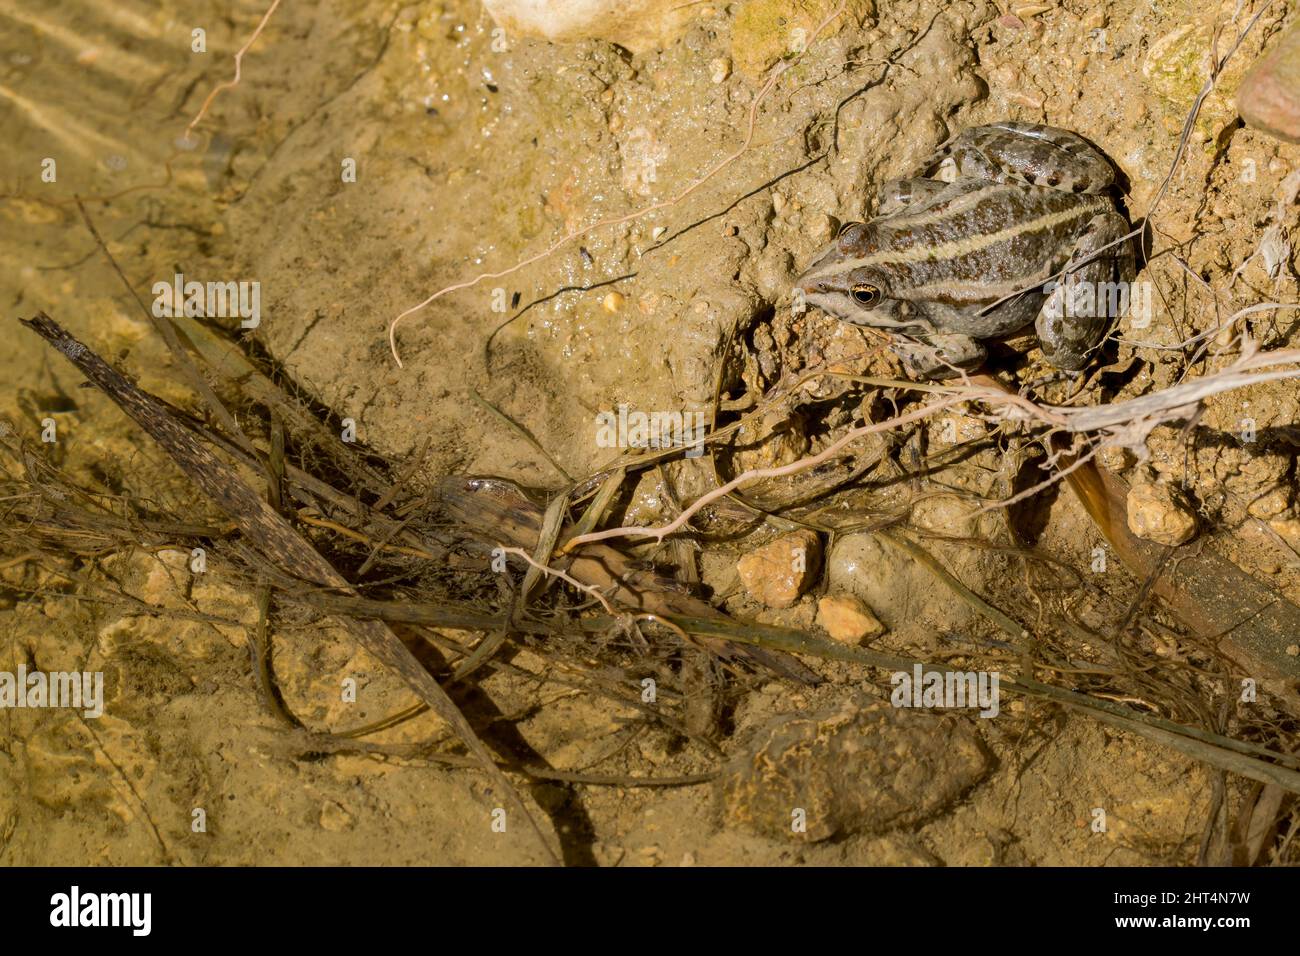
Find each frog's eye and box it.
[851,283,881,306]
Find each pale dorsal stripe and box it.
[804,195,1109,282]
[905,275,1042,302]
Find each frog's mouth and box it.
[799,285,921,331]
[800,287,854,317]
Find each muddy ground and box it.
[1,0,1298,865]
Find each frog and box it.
[795,121,1136,379]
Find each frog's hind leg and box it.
[921,122,1117,195]
[1035,211,1134,371]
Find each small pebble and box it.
[988,64,1020,88]
[817,594,885,644]
[1247,485,1291,519]
[736,530,821,609]
[1126,480,1197,546]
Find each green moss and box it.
[1143,11,1263,143]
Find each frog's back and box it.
[859,180,1115,309]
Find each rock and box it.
[1238,22,1300,143]
[826,532,966,632]
[827,533,899,604]
[736,530,820,609]
[1247,484,1291,519]
[1126,480,1198,546]
[718,696,990,841]
[816,593,885,643]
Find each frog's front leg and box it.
[893,331,987,380]
[1035,212,1134,371]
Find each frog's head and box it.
[796,222,920,330]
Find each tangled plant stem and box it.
[563,347,1300,551]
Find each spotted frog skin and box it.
[796,122,1135,378]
